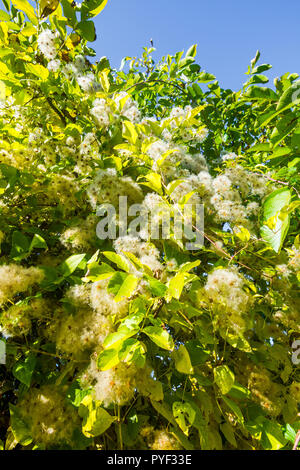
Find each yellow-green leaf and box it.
[40,0,60,18]
[99,70,110,92]
[79,396,116,437]
[261,420,287,450]
[12,0,38,25]
[97,347,120,370]
[21,24,37,36]
[173,345,194,374]
[89,0,108,16]
[222,396,244,424]
[122,120,138,144]
[166,272,185,301]
[233,225,251,243]
[260,188,291,253]
[9,405,32,446]
[107,272,138,302]
[143,326,174,351]
[102,251,131,273]
[103,326,138,349]
[141,172,162,194]
[26,63,49,80]
[213,365,235,395]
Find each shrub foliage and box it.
[0,0,299,450]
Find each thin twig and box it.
[45,96,76,125]
[253,172,300,198]
[11,342,88,363]
[293,430,300,450]
[46,97,66,125]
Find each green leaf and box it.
[60,253,86,276]
[222,396,244,424]
[244,86,277,100]
[151,400,177,426]
[252,64,272,74]
[61,0,77,27]
[107,272,138,302]
[166,179,185,195]
[99,69,110,92]
[284,424,297,443]
[81,0,108,19]
[173,345,194,374]
[0,49,13,59]
[178,260,200,273]
[224,331,252,352]
[185,44,197,58]
[246,74,269,85]
[12,0,38,25]
[66,381,91,407]
[166,272,185,301]
[193,373,213,387]
[146,276,167,297]
[220,422,237,447]
[21,24,37,37]
[118,338,145,366]
[10,231,30,260]
[233,226,251,243]
[246,143,272,153]
[26,63,49,80]
[277,80,300,110]
[122,312,144,329]
[29,234,48,252]
[173,401,195,435]
[213,365,235,395]
[141,172,162,194]
[197,72,216,83]
[122,251,148,273]
[102,251,131,272]
[77,20,96,42]
[83,261,115,282]
[150,400,194,450]
[260,188,291,253]
[103,326,138,349]
[40,0,60,18]
[79,395,116,437]
[0,10,10,20]
[227,383,251,400]
[71,427,92,450]
[12,354,36,387]
[185,340,210,366]
[122,120,138,144]
[261,420,287,450]
[97,347,120,370]
[143,326,174,351]
[251,50,260,68]
[0,164,17,188]
[178,57,195,69]
[9,404,32,446]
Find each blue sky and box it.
[94,0,300,90]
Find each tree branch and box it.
[46,96,66,125]
[45,96,76,126]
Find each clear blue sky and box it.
[94,0,300,90]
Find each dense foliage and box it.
[0,0,299,451]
